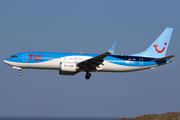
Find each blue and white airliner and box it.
[4,28,175,79]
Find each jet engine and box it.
[59,62,77,75]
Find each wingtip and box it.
[166,27,173,31]
[108,41,117,54]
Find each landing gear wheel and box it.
[85,72,91,80]
[19,72,23,76]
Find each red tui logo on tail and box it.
[153,42,167,53]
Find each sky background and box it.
[0,0,180,118]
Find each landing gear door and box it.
[23,53,28,62]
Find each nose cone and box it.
[4,59,7,63]
[4,59,8,64]
[3,58,11,66]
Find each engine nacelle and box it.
[59,62,77,75]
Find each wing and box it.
[77,41,117,70]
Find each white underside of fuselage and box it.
[4,59,158,73]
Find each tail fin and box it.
[131,28,173,58]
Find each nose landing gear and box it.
[19,72,23,76]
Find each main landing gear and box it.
[85,72,91,80]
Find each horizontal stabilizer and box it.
[155,55,175,61]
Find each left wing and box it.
[77,41,117,70]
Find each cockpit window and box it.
[11,55,17,58]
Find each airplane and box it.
[4,28,175,80]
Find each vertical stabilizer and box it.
[131,28,173,58]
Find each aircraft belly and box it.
[4,61,28,68]
[8,60,60,70]
[102,63,135,72]
[28,60,59,69]
[102,62,156,72]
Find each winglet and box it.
[108,41,117,54]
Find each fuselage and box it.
[3,28,174,79]
[4,52,169,73]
